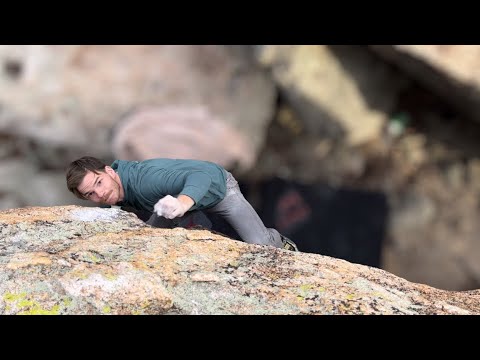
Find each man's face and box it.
[77,167,121,205]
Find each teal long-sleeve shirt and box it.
[112,158,227,213]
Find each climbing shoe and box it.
[281,235,299,252]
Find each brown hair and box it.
[66,156,108,199]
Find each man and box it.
[65,156,299,251]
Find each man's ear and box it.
[105,166,115,176]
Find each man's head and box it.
[66,156,123,205]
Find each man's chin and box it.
[107,196,117,206]
[104,193,116,205]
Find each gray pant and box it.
[205,171,284,248]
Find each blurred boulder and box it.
[111,105,255,172]
[0,45,276,171]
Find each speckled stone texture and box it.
[1,206,479,314]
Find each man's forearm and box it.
[177,194,195,212]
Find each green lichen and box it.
[89,253,102,263]
[3,292,27,302]
[18,299,35,308]
[70,270,88,280]
[297,284,315,299]
[228,260,240,268]
[299,284,314,292]
[4,291,61,315]
[104,273,118,281]
[19,304,60,315]
[102,305,111,314]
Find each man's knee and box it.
[176,211,212,229]
[146,210,213,230]
[146,213,175,228]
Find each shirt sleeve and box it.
[179,171,212,204]
[141,168,212,205]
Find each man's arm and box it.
[144,168,213,219]
[178,171,212,205]
[146,170,212,205]
[177,194,195,211]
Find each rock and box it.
[0,45,276,170]
[371,45,480,123]
[1,205,479,314]
[111,105,256,173]
[254,45,409,146]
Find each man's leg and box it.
[207,172,288,249]
[120,206,153,222]
[146,210,212,230]
[176,210,212,229]
[146,212,175,228]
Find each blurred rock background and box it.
[1,45,479,291]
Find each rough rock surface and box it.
[1,206,479,315]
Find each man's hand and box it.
[154,195,194,219]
